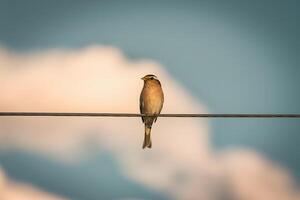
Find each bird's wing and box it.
[154,104,162,123]
[154,85,164,123]
[139,96,145,123]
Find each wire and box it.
[0,112,300,118]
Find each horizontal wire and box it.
[0,112,300,118]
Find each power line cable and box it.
[0,112,300,118]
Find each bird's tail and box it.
[143,126,152,149]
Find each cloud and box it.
[0,168,67,200]
[220,150,300,200]
[0,46,299,200]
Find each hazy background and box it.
[0,0,299,199]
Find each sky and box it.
[0,0,299,200]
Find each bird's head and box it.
[141,74,158,81]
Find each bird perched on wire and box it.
[140,74,164,149]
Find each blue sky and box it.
[0,0,299,199]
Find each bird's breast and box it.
[142,85,164,114]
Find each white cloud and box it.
[220,150,300,200]
[0,46,299,200]
[0,168,67,200]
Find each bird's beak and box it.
[141,77,145,80]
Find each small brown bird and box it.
[140,74,164,149]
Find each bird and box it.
[140,74,164,149]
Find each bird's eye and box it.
[150,77,153,80]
